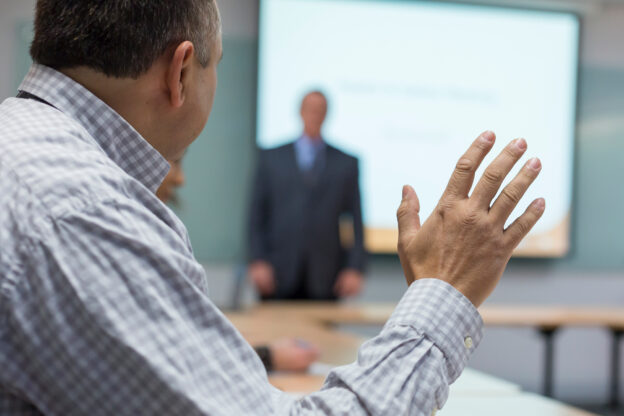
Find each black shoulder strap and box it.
[16,91,57,109]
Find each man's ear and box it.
[166,41,195,108]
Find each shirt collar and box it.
[298,134,326,149]
[18,64,170,193]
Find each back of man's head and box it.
[30,0,221,79]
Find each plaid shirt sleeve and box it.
[4,193,482,415]
[6,191,482,415]
[286,279,483,415]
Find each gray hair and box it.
[190,0,223,67]
[31,0,223,78]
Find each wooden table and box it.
[226,312,364,366]
[226,304,602,415]
[241,302,624,330]
[236,302,624,408]
[237,302,624,408]
[483,306,624,405]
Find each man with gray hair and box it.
[0,1,544,415]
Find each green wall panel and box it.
[173,39,258,263]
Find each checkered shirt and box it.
[0,64,483,415]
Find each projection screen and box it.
[256,0,579,256]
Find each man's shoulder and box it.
[257,142,295,164]
[326,144,358,166]
[0,99,149,232]
[260,142,294,155]
[0,98,98,170]
[0,96,87,138]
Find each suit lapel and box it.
[314,145,334,191]
[286,142,306,187]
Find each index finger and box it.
[441,131,496,202]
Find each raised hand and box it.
[396,131,544,307]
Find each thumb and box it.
[397,185,421,236]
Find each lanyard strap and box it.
[16,90,57,110]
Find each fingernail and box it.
[527,157,541,170]
[533,198,546,211]
[481,131,495,143]
[402,185,409,199]
[515,138,527,151]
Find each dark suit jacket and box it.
[248,141,366,299]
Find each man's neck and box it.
[302,132,323,142]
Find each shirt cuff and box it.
[384,278,483,382]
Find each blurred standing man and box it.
[248,91,366,300]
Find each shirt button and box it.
[464,336,473,349]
